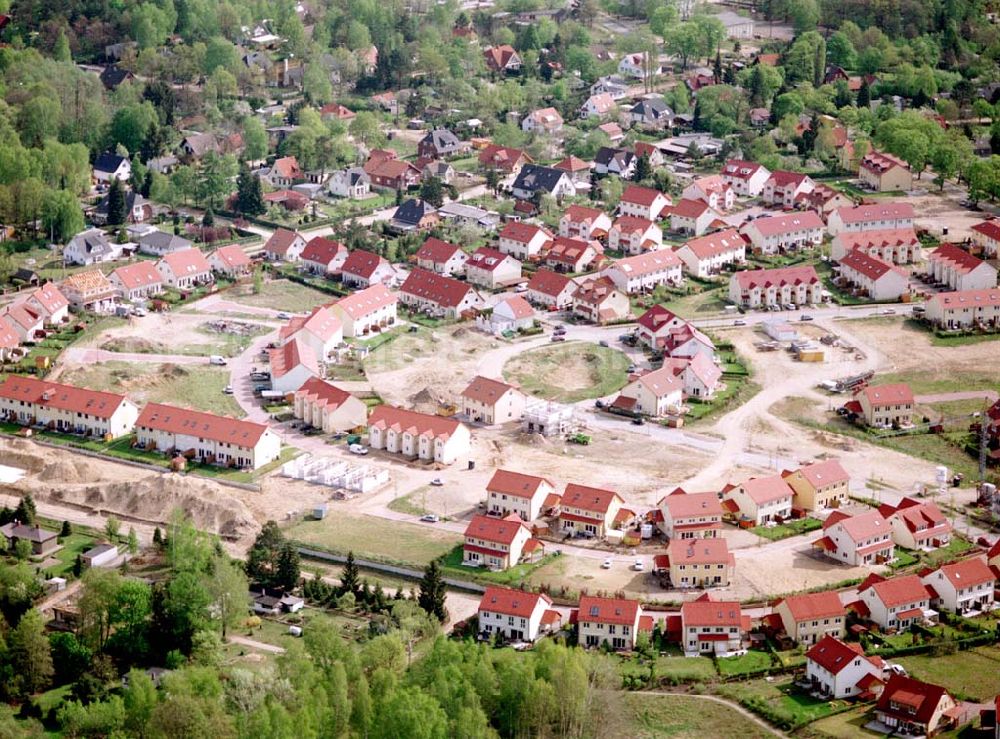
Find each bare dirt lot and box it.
[79,313,269,358]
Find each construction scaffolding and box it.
[281,454,390,494]
[521,399,582,437]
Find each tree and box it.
[105,516,121,543]
[49,632,92,685]
[417,561,447,622]
[812,37,827,88]
[207,555,248,639]
[827,32,857,69]
[127,527,139,555]
[242,118,268,162]
[235,165,266,216]
[14,494,36,525]
[72,554,84,578]
[692,15,725,63]
[277,543,300,592]
[153,527,163,547]
[419,177,445,208]
[61,520,72,537]
[14,539,32,561]
[122,669,158,737]
[42,189,85,243]
[105,179,127,227]
[341,551,360,595]
[857,81,871,108]
[664,23,701,71]
[633,153,652,183]
[246,520,287,588]
[649,3,679,38]
[9,609,53,697]
[790,0,820,32]
[349,112,386,149]
[54,30,72,63]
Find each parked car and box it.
[222,385,234,394]
[633,559,644,572]
[430,478,444,487]
[277,312,292,320]
[881,308,896,315]
[349,444,369,455]
[632,417,645,426]
[420,514,440,523]
[734,319,747,326]
[551,335,566,342]
[598,340,609,347]
[601,558,613,569]
[208,355,227,366]
[800,315,814,321]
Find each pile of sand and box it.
[100,337,167,354]
[38,459,91,484]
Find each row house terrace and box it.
[925,243,998,292]
[292,377,367,434]
[836,249,909,302]
[464,247,522,290]
[367,405,471,465]
[109,262,163,302]
[674,228,746,278]
[0,376,138,438]
[667,198,721,237]
[460,376,525,426]
[328,284,398,338]
[830,228,922,264]
[853,382,914,428]
[135,402,280,469]
[399,268,483,319]
[601,251,682,294]
[741,211,825,254]
[924,288,1000,329]
[826,202,915,236]
[681,175,734,212]
[156,249,213,290]
[728,265,823,308]
[970,219,1000,258]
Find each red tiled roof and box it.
[578,595,640,626]
[722,159,767,180]
[2,304,41,331]
[464,513,528,544]
[930,557,995,589]
[824,508,889,542]
[280,305,342,344]
[400,267,475,309]
[368,404,463,440]
[667,537,731,565]
[483,44,519,71]
[636,304,681,333]
[330,284,396,319]
[527,268,572,298]
[834,202,914,225]
[860,149,909,175]
[415,237,463,264]
[562,483,621,514]
[467,246,515,273]
[928,288,1000,312]
[766,170,810,188]
[794,459,850,489]
[733,265,820,291]
[27,283,69,314]
[265,228,303,257]
[928,242,988,274]
[680,228,744,259]
[562,204,605,223]
[111,262,162,291]
[494,295,534,320]
[294,377,354,410]
[499,221,552,245]
[806,635,868,675]
[857,382,914,407]
[553,155,591,172]
[478,144,531,172]
[341,249,388,280]
[746,211,824,238]
[301,237,347,266]
[840,249,906,281]
[136,402,270,446]
[0,318,18,349]
[681,594,742,627]
[160,249,211,276]
[737,474,795,504]
[834,228,919,251]
[779,591,845,622]
[478,586,550,618]
[211,244,252,269]
[876,675,951,726]
[659,489,723,519]
[269,339,319,379]
[621,184,668,207]
[0,376,130,419]
[608,250,680,277]
[487,469,552,500]
[971,219,1000,242]
[462,375,517,405]
[860,574,929,607]
[669,198,713,219]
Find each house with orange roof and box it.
[618,185,671,221]
[543,237,601,274]
[741,211,825,254]
[657,537,734,588]
[461,375,525,425]
[478,144,532,176]
[0,376,138,438]
[660,353,723,400]
[480,295,535,334]
[328,284,397,337]
[299,237,349,276]
[571,276,630,324]
[559,483,625,539]
[925,288,1000,329]
[579,92,618,120]
[156,249,213,289]
[208,244,253,278]
[656,488,723,540]
[815,510,894,566]
[667,198,722,237]
[858,572,935,630]
[486,469,556,521]
[368,158,421,191]
[855,383,914,428]
[721,474,794,525]
[268,339,319,393]
[526,269,575,310]
[341,249,395,288]
[774,591,847,644]
[805,635,885,699]
[728,265,823,309]
[920,557,995,615]
[838,250,909,301]
[399,267,483,319]
[0,304,43,344]
[615,365,683,417]
[23,283,69,326]
[367,405,471,464]
[782,459,851,512]
[875,674,958,737]
[497,221,553,260]
[278,305,343,360]
[970,219,1000,258]
[262,156,304,188]
[925,243,998,292]
[679,593,747,655]
[559,205,612,241]
[0,319,20,361]
[831,228,922,264]
[879,497,952,550]
[635,304,685,349]
[465,247,522,289]
[109,262,164,302]
[135,402,280,469]
[463,513,538,570]
[859,149,913,192]
[675,228,746,277]
[293,377,367,433]
[762,171,816,208]
[521,107,564,135]
[553,155,592,184]
[577,594,646,650]
[477,586,557,642]
[264,228,307,262]
[682,175,734,211]
[608,216,663,256]
[415,237,469,276]
[483,44,521,74]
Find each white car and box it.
[633,559,644,572]
[420,514,440,523]
[601,558,613,569]
[222,385,233,394]
[348,444,369,455]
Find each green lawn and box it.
[439,545,557,587]
[59,361,243,417]
[889,547,919,569]
[229,279,335,313]
[920,537,974,566]
[288,513,460,567]
[717,678,843,731]
[47,532,101,577]
[896,646,1000,701]
[750,518,822,541]
[386,486,434,516]
[653,654,718,683]
[617,692,779,739]
[716,649,774,677]
[503,342,630,403]
[807,705,883,738]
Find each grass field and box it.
[750,517,822,541]
[503,342,630,403]
[806,705,883,738]
[439,546,556,587]
[386,486,434,516]
[287,513,461,566]
[47,532,101,577]
[616,693,778,739]
[653,655,719,682]
[716,649,774,676]
[896,646,1000,701]
[60,361,243,417]
[717,677,842,731]
[230,279,334,313]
